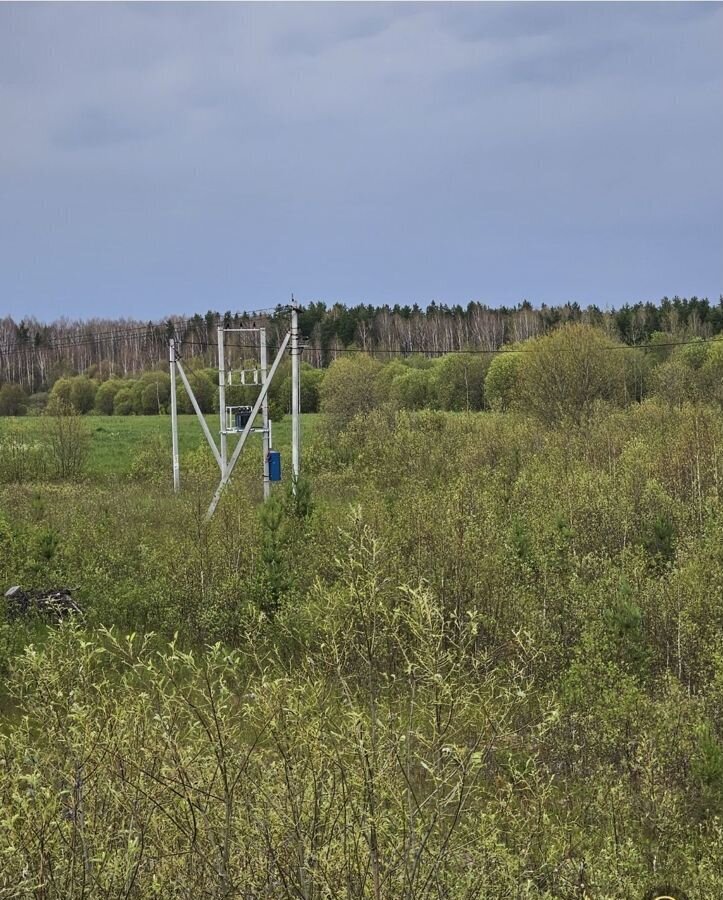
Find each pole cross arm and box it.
[175,358,224,471]
[205,330,291,521]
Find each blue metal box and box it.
[268,450,281,482]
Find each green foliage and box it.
[701,340,723,405]
[48,375,73,406]
[484,352,523,411]
[430,352,490,411]
[113,385,135,415]
[651,356,699,406]
[285,472,314,520]
[177,370,214,413]
[273,363,324,416]
[642,513,676,564]
[388,365,432,410]
[44,397,91,479]
[0,398,722,896]
[258,492,290,614]
[26,392,49,415]
[515,324,629,423]
[650,338,723,407]
[0,423,47,483]
[94,378,124,414]
[319,354,384,430]
[135,371,171,414]
[5,327,721,425]
[692,725,723,817]
[68,374,97,413]
[300,364,325,413]
[128,434,170,483]
[678,337,710,370]
[50,375,97,414]
[0,383,28,416]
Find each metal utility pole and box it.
[169,338,180,492]
[171,305,302,519]
[260,328,270,501]
[175,357,223,471]
[217,326,227,477]
[291,297,301,490]
[206,331,291,521]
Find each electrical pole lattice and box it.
[170,305,302,518]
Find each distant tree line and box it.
[1,322,721,421]
[0,296,721,394]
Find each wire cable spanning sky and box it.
[1,2,721,321]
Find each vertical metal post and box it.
[260,328,270,500]
[217,326,227,477]
[291,299,300,491]
[206,331,290,521]
[169,339,180,492]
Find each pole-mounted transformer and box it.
[169,301,301,520]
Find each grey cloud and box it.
[272,5,405,58]
[504,37,630,85]
[53,107,156,150]
[0,1,720,320]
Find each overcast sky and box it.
[0,2,721,321]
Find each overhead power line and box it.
[1,323,721,363]
[179,335,723,356]
[0,310,286,361]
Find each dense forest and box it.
[1,299,722,425]
[0,315,722,897]
[1,295,722,394]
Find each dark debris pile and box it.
[3,586,82,622]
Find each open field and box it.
[1,379,723,895]
[0,412,319,479]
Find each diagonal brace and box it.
[206,330,291,521]
[175,358,223,471]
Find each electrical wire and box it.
[0,310,286,361]
[178,335,723,356]
[1,321,721,362]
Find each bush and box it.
[650,357,698,407]
[49,375,97,414]
[677,337,710,371]
[299,365,325,413]
[26,392,49,416]
[319,355,384,429]
[135,372,171,415]
[69,375,98,414]
[45,397,91,478]
[128,434,170,483]
[515,324,628,423]
[701,340,723,405]
[0,383,28,416]
[484,352,523,411]
[389,367,432,410]
[430,353,490,411]
[49,376,73,407]
[113,387,135,416]
[94,379,124,415]
[178,371,215,414]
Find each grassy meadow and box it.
[1,335,723,897]
[0,412,319,479]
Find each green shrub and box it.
[94,379,124,415]
[484,352,523,411]
[430,353,490,411]
[0,383,28,416]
